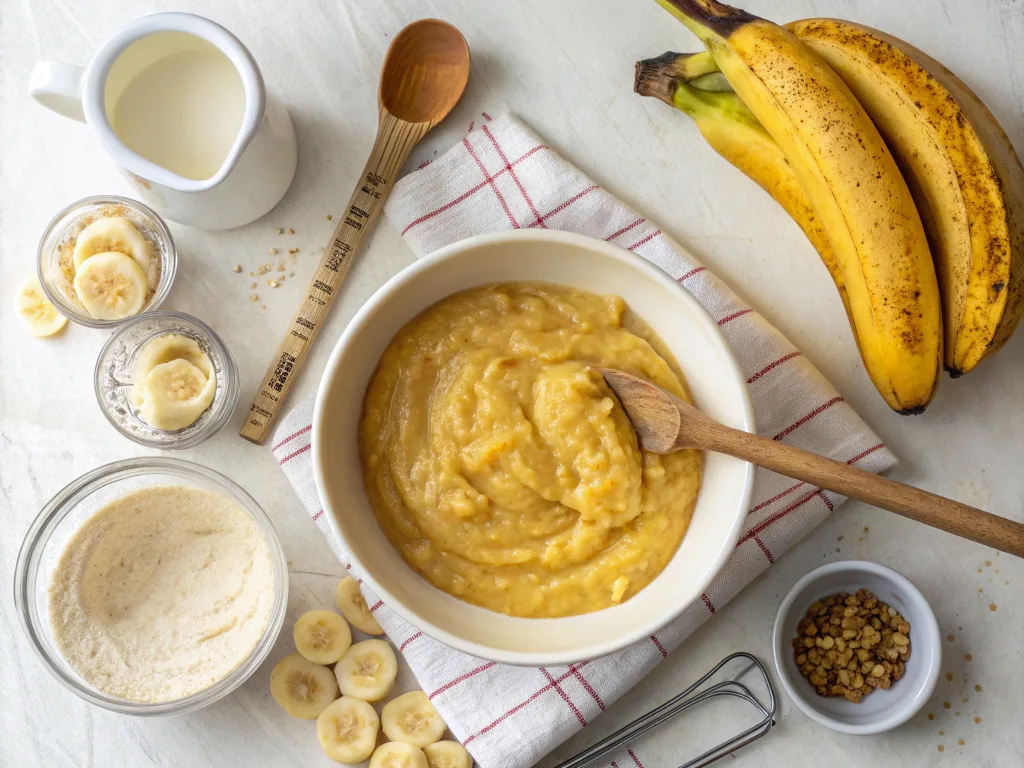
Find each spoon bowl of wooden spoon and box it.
[601,368,1024,558]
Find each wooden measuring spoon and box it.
[241,20,470,444]
[600,368,1024,557]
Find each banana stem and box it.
[635,63,759,130]
[638,50,719,81]
[653,0,757,42]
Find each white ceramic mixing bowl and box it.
[313,230,754,665]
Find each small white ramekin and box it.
[772,560,941,734]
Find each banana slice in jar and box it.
[133,334,214,384]
[370,742,429,768]
[131,334,216,431]
[317,696,379,764]
[15,275,67,337]
[335,639,398,702]
[336,575,385,635]
[294,610,352,665]
[73,216,152,274]
[269,652,339,720]
[381,691,447,748]
[423,741,472,768]
[73,251,148,320]
[137,358,216,431]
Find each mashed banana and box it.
[359,282,701,618]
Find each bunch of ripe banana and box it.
[638,0,1024,414]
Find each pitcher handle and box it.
[29,61,86,122]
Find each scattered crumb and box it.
[837,535,844,542]
[976,568,982,573]
[939,729,945,735]
[961,698,968,703]
[232,265,241,273]
[928,713,935,720]
[248,271,254,277]
[326,214,333,220]
[995,568,999,573]
[278,276,285,283]
[269,248,278,255]
[250,282,257,289]
[289,271,295,277]
[288,248,299,254]
[974,717,982,724]
[945,673,954,682]
[287,228,295,234]
[984,560,991,567]
[955,711,960,716]
[947,634,955,642]
[978,588,983,593]
[261,304,267,310]
[857,537,863,543]
[943,701,951,709]
[975,684,983,693]
[249,294,259,302]
[988,603,997,611]
[276,227,284,235]
[863,526,869,532]
[937,745,944,753]
[958,739,965,746]
[268,280,279,288]
[965,654,973,661]
[277,263,286,271]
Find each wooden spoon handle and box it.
[696,419,1024,557]
[240,110,429,444]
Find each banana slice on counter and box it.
[423,741,472,768]
[370,742,429,768]
[73,251,148,320]
[136,358,216,430]
[269,652,339,720]
[335,575,385,635]
[382,690,447,748]
[15,275,67,337]
[294,609,352,665]
[133,333,214,385]
[316,696,379,764]
[335,639,398,702]
[73,216,151,273]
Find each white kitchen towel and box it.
[271,113,897,768]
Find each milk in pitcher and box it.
[106,32,245,181]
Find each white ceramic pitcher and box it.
[29,13,297,230]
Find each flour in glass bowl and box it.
[47,486,276,703]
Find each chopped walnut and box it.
[792,589,911,703]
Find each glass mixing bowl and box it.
[14,457,288,716]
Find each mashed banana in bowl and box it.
[359,282,702,618]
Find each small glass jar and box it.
[37,195,176,328]
[95,311,239,449]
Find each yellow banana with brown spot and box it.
[786,18,1024,377]
[634,55,858,340]
[654,0,942,413]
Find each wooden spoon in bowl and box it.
[600,368,1024,558]
[241,19,471,444]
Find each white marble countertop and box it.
[2,0,1022,766]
